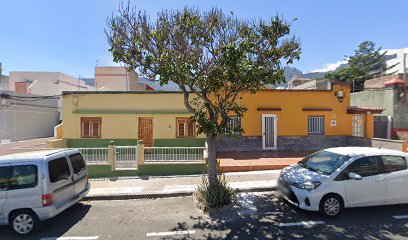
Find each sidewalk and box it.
[85,170,282,200]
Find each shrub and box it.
[194,175,237,211]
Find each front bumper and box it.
[278,179,322,212]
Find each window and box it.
[176,118,195,138]
[381,155,407,173]
[226,116,242,134]
[69,153,86,174]
[0,167,9,190]
[48,157,71,183]
[81,117,101,138]
[348,156,381,177]
[298,151,351,175]
[8,165,38,190]
[352,115,365,137]
[308,116,324,135]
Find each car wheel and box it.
[319,194,343,218]
[9,210,39,235]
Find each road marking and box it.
[40,237,99,240]
[279,221,325,227]
[393,215,408,219]
[146,230,196,237]
[162,185,197,193]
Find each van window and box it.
[0,167,9,190]
[69,153,86,174]
[48,157,71,183]
[9,165,38,190]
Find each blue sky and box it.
[1,0,407,77]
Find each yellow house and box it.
[55,82,380,151]
[218,82,381,151]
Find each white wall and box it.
[0,91,59,142]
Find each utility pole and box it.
[0,62,2,76]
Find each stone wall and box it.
[217,135,348,152]
[217,135,407,152]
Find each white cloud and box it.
[311,60,347,73]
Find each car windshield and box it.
[298,151,351,175]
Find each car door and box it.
[379,155,408,204]
[0,164,9,224]
[343,156,386,207]
[67,152,88,196]
[46,154,75,208]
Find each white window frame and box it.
[352,115,365,137]
[308,116,325,135]
[226,116,242,134]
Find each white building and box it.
[0,91,59,143]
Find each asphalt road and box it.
[1,192,407,240]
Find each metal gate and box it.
[262,114,277,150]
[374,116,390,139]
[115,146,137,169]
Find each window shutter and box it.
[92,122,100,137]
[187,121,195,137]
[177,120,185,137]
[83,120,90,137]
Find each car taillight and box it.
[42,194,53,207]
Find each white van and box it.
[0,149,90,235]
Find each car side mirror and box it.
[348,172,363,180]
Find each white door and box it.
[0,164,8,224]
[379,155,408,204]
[262,114,277,150]
[46,154,75,209]
[343,156,386,207]
[67,152,89,196]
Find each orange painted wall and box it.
[238,83,353,137]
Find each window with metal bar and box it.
[308,116,325,135]
[226,116,242,134]
[352,115,365,137]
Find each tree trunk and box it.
[206,132,219,185]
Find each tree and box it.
[325,41,394,92]
[105,3,301,184]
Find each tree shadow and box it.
[164,193,408,239]
[0,202,92,240]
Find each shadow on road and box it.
[166,193,408,240]
[0,202,91,240]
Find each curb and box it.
[83,186,277,201]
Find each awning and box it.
[347,106,383,114]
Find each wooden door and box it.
[138,117,153,147]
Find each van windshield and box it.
[298,151,351,175]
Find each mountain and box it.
[283,47,408,84]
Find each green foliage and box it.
[194,175,237,210]
[325,41,394,92]
[105,3,301,137]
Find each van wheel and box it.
[319,194,343,218]
[9,210,39,235]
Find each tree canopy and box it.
[325,41,394,92]
[106,3,301,181]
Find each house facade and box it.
[54,82,378,151]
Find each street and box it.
[1,192,407,240]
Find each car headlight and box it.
[296,181,322,191]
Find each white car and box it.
[0,149,90,235]
[278,147,408,217]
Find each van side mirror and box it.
[348,172,363,180]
